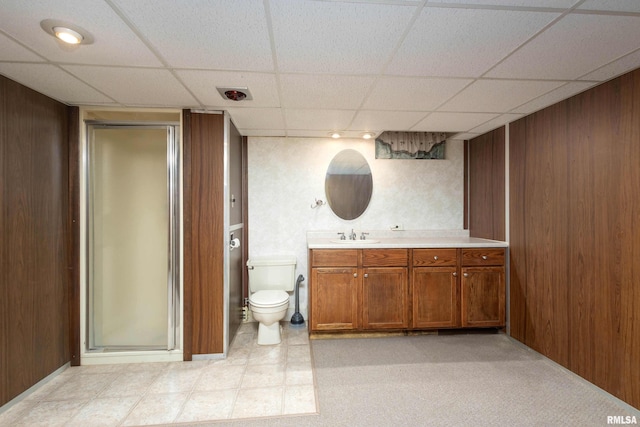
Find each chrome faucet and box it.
[337,232,346,240]
[360,232,369,240]
[349,229,357,240]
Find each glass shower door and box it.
[86,124,179,351]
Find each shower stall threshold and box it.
[87,345,168,353]
[81,349,183,365]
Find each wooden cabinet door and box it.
[412,267,459,328]
[461,266,505,327]
[310,267,359,331]
[362,267,408,329]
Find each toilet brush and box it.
[290,274,305,327]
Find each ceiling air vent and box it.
[216,86,253,101]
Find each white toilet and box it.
[247,256,296,345]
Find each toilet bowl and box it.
[249,290,289,345]
[247,256,296,346]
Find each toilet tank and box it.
[247,256,297,292]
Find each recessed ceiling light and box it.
[40,19,94,46]
[362,132,374,140]
[330,132,341,139]
[53,27,83,44]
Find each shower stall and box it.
[81,112,182,362]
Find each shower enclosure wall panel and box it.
[82,118,181,361]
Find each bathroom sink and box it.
[330,239,380,244]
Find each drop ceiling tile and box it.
[511,81,596,114]
[284,130,378,140]
[340,131,382,139]
[176,70,279,108]
[363,77,473,111]
[451,132,482,140]
[579,50,640,82]
[468,113,524,134]
[427,0,576,7]
[62,65,198,106]
[227,108,284,130]
[0,63,115,104]
[349,111,426,132]
[285,130,338,138]
[487,14,640,80]
[387,7,560,78]
[238,129,286,137]
[0,33,43,62]
[270,0,416,74]
[286,130,381,139]
[0,0,162,67]
[112,0,273,71]
[412,112,499,132]
[285,109,355,131]
[279,74,375,109]
[577,0,640,12]
[440,79,565,112]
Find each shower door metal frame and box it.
[85,121,181,352]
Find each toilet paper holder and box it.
[229,232,241,251]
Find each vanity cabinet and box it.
[460,249,505,327]
[412,249,459,328]
[309,246,506,333]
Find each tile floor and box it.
[0,322,317,426]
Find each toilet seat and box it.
[249,290,289,308]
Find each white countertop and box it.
[307,236,508,249]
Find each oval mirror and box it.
[325,149,373,220]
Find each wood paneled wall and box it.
[509,68,640,409]
[67,107,80,366]
[183,111,225,358]
[0,76,71,406]
[468,127,505,241]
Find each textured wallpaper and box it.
[247,136,464,318]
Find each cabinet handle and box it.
[433,255,438,260]
[482,255,488,260]
[452,272,457,277]
[463,273,469,277]
[354,273,358,278]
[364,273,369,278]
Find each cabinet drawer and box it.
[362,249,408,267]
[461,248,505,266]
[413,249,457,266]
[311,249,358,267]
